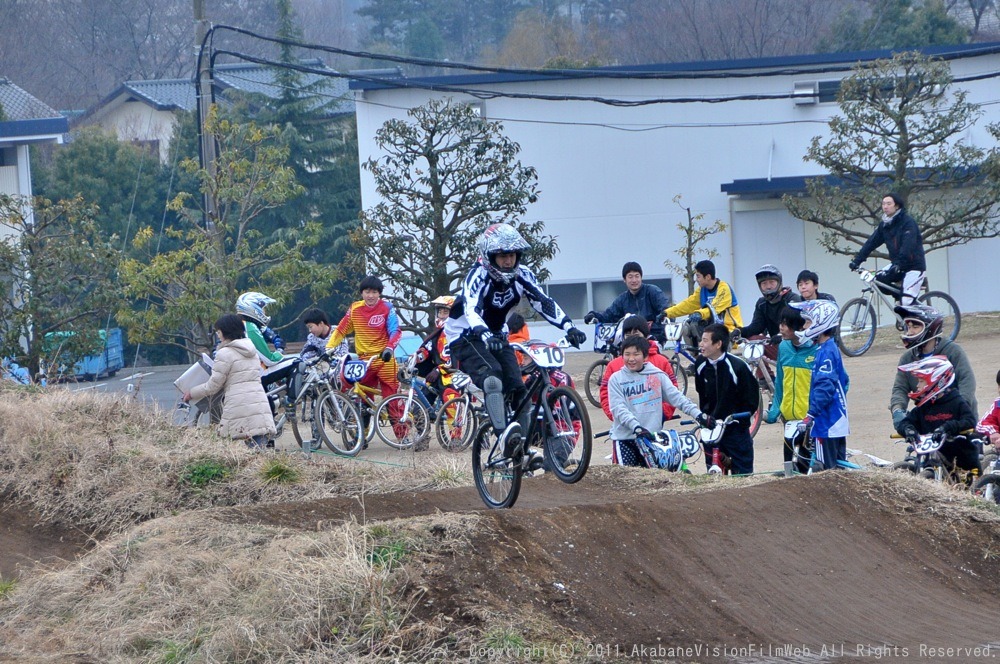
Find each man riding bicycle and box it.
[849,193,926,305]
[445,223,586,466]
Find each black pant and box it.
[941,437,980,471]
[450,336,527,409]
[704,426,754,474]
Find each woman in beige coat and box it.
[183,314,277,448]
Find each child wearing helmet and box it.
[789,299,850,470]
[890,304,976,430]
[414,295,457,394]
[896,356,979,473]
[445,223,586,462]
[236,291,285,365]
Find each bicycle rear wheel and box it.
[472,423,522,509]
[542,387,592,484]
[918,291,960,343]
[435,393,476,452]
[583,358,609,408]
[837,297,877,357]
[317,391,365,456]
[375,394,429,449]
[290,390,323,451]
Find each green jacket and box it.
[245,321,283,364]
[765,340,816,424]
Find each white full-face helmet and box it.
[789,299,839,343]
[476,223,530,284]
[236,291,276,327]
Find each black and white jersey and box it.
[444,263,570,345]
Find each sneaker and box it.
[497,421,523,459]
[708,464,723,475]
[526,447,544,472]
[266,439,275,449]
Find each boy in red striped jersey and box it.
[327,275,407,443]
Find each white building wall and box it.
[98,102,178,163]
[353,49,1000,323]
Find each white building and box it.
[76,60,354,163]
[0,79,68,232]
[350,42,1000,336]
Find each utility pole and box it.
[194,0,218,227]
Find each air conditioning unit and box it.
[792,81,818,105]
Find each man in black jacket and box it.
[585,261,670,340]
[849,193,926,305]
[694,323,760,474]
[738,264,800,346]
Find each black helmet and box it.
[755,264,783,302]
[894,304,943,349]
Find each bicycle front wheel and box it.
[669,356,688,396]
[583,358,609,408]
[435,393,477,452]
[837,297,877,357]
[748,387,765,438]
[542,386,592,484]
[317,391,365,456]
[472,422,522,509]
[376,394,430,449]
[919,291,961,343]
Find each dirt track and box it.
[4,326,1000,661]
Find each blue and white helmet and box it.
[789,299,839,343]
[236,291,276,327]
[477,223,530,284]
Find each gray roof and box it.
[0,78,63,121]
[85,59,353,123]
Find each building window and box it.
[546,282,588,319]
[0,147,14,167]
[818,80,841,104]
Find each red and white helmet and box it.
[898,355,955,407]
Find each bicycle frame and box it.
[849,269,908,329]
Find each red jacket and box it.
[600,339,678,422]
[977,398,1000,437]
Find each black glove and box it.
[687,312,703,323]
[426,368,440,384]
[379,347,394,363]
[768,334,783,346]
[849,259,860,272]
[697,413,716,429]
[902,426,919,444]
[583,311,598,324]
[566,326,587,348]
[932,427,948,443]
[634,426,653,439]
[655,312,668,326]
[482,331,503,354]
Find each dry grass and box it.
[0,510,482,662]
[0,385,477,534]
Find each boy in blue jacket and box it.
[790,300,850,470]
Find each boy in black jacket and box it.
[693,323,760,474]
[896,356,979,473]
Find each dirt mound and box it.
[5,471,1000,662]
[204,471,1000,661]
[0,497,91,580]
